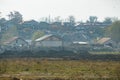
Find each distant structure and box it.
[96,37,116,48]
[3,37,29,50]
[34,34,63,48]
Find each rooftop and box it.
[97,37,111,44]
[35,34,53,42]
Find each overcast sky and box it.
[0,0,120,21]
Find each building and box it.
[96,37,115,47]
[71,41,90,50]
[34,34,63,48]
[3,37,29,50]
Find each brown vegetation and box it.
[0,59,120,80]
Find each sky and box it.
[0,0,120,22]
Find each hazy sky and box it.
[0,0,120,21]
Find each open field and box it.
[0,59,120,80]
[90,51,120,55]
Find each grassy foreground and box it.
[90,51,120,55]
[0,58,120,80]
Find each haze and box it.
[0,0,120,21]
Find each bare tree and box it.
[89,16,98,24]
[68,16,75,26]
[54,16,62,22]
[104,17,112,24]
[7,11,23,24]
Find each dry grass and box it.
[0,58,120,80]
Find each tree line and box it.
[0,11,120,44]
